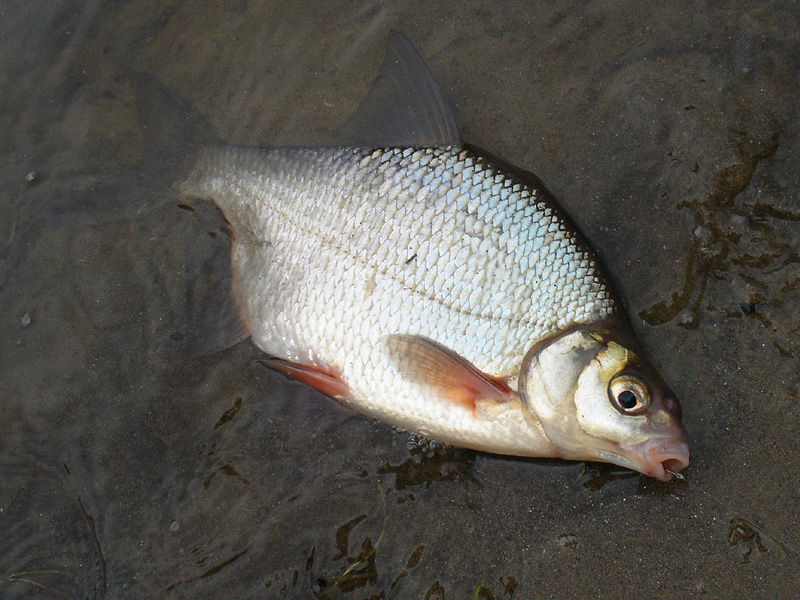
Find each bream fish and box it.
[181,32,689,481]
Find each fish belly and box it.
[182,144,617,454]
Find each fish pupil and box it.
[618,390,638,409]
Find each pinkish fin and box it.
[260,359,351,401]
[384,334,515,413]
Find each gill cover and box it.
[519,328,689,481]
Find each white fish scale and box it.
[183,144,617,453]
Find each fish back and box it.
[183,144,617,381]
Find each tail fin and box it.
[130,73,250,356]
[129,72,213,183]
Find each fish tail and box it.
[130,73,248,356]
[128,72,213,182]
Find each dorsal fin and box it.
[338,30,461,148]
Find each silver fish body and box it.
[177,31,689,480]
[183,142,689,479]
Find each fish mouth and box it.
[639,436,690,482]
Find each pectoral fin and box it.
[384,334,516,414]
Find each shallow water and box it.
[2,2,800,598]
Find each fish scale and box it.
[182,143,619,454]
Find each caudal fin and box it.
[131,73,250,356]
[129,72,213,182]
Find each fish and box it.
[180,31,689,481]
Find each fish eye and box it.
[608,372,651,415]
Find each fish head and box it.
[519,328,689,481]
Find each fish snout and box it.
[662,393,683,420]
[641,433,690,481]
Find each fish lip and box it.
[638,436,690,482]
